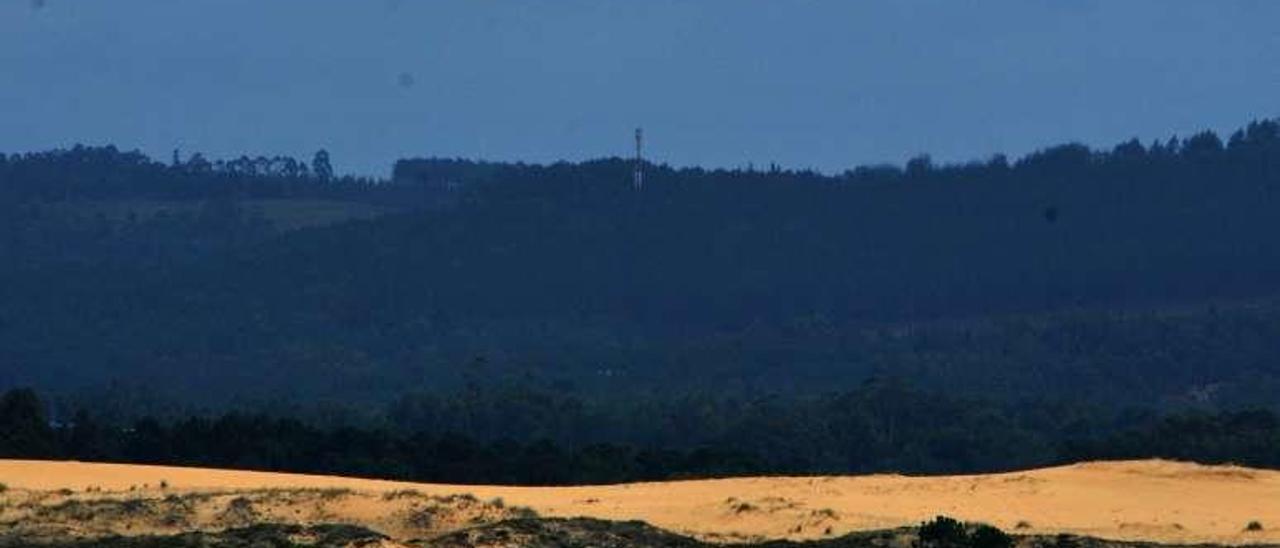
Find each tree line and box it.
[5,385,1280,485]
[0,145,430,204]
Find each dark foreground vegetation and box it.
[1,516,1230,548]
[0,523,391,548]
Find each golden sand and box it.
[2,459,1277,544]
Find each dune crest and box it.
[2,459,1278,545]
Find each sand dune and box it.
[2,459,1278,545]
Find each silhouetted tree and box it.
[312,149,334,182]
[0,389,55,457]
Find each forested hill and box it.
[390,123,1280,322]
[3,120,1280,413]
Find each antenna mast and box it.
[633,127,644,190]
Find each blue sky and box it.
[2,1,1279,176]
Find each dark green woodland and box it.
[4,120,1280,480]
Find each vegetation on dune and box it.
[0,515,1165,548]
[0,523,390,548]
[0,484,531,546]
[917,517,1013,548]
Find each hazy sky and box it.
[3,1,1279,176]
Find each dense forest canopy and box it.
[2,120,1280,462]
[5,385,1280,484]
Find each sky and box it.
[2,1,1279,177]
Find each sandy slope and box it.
[2,459,1278,545]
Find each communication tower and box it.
[633,127,644,190]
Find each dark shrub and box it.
[970,524,1013,548]
[918,516,968,548]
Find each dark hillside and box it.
[3,121,1280,409]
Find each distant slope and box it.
[5,121,1280,407]
[56,198,396,232]
[2,459,1279,545]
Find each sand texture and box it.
[1,459,1277,545]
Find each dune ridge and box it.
[2,459,1278,545]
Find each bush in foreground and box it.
[917,516,1012,548]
